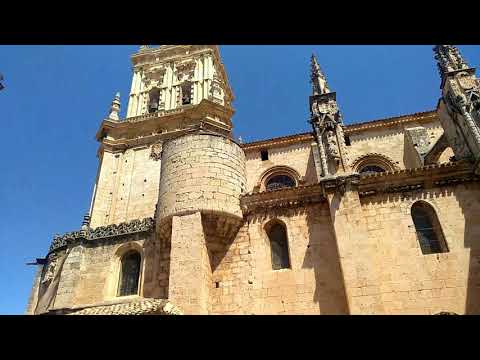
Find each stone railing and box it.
[124,106,193,124]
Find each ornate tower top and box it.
[434,45,474,86]
[310,54,330,96]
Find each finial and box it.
[108,92,121,120]
[310,54,330,95]
[434,45,470,81]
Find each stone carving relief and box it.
[150,142,163,161]
[175,61,195,82]
[42,254,58,284]
[209,75,224,105]
[49,218,155,254]
[325,130,340,160]
[143,66,166,89]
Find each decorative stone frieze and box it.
[357,161,479,198]
[240,184,325,215]
[48,217,155,254]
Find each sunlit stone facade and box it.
[27,45,480,315]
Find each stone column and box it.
[168,212,211,314]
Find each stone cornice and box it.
[357,161,479,197]
[241,133,314,151]
[240,110,438,151]
[96,99,234,153]
[344,110,437,134]
[48,218,155,255]
[240,184,325,214]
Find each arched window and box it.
[266,221,291,270]
[411,202,448,255]
[118,251,141,296]
[266,175,296,191]
[359,165,385,174]
[148,88,160,113]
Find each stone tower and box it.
[116,45,245,314]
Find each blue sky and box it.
[0,45,478,314]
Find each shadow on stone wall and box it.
[454,183,480,314]
[302,204,349,314]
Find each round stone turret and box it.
[156,132,246,227]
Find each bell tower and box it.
[309,54,351,178]
[126,45,234,135]
[435,45,480,171]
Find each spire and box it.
[310,54,330,95]
[108,92,121,121]
[434,45,471,81]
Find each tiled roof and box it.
[68,298,182,315]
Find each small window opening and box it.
[411,202,449,255]
[345,135,351,146]
[261,150,269,161]
[215,282,220,288]
[266,222,291,270]
[118,251,141,297]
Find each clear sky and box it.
[1,45,479,314]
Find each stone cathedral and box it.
[26,45,480,315]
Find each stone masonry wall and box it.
[168,212,211,314]
[338,182,480,314]
[210,203,349,314]
[90,146,161,228]
[157,133,246,222]
[348,121,445,170]
[244,141,318,193]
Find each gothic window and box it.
[266,221,291,270]
[181,81,192,105]
[411,202,448,255]
[148,88,160,113]
[266,175,296,191]
[359,165,385,174]
[118,251,141,296]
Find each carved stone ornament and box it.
[49,218,155,254]
[312,99,338,118]
[144,66,166,88]
[325,130,340,159]
[150,142,163,161]
[209,75,224,104]
[42,254,58,283]
[456,72,478,91]
[176,61,195,81]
